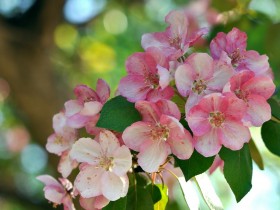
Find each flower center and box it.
[229,48,244,67]
[151,124,170,141]
[145,73,159,89]
[192,79,207,94]
[209,112,225,127]
[99,156,114,171]
[169,36,182,49]
[234,89,249,102]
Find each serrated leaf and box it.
[103,196,127,210]
[154,184,168,210]
[248,139,264,170]
[268,98,280,120]
[261,120,280,156]
[96,96,141,132]
[175,150,215,182]
[219,144,252,202]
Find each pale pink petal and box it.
[122,122,152,151]
[210,32,227,59]
[146,86,174,102]
[160,115,194,159]
[194,128,221,157]
[96,79,110,104]
[37,175,62,188]
[209,155,224,174]
[157,65,171,89]
[64,100,83,117]
[101,172,128,201]
[223,93,247,121]
[207,60,233,90]
[187,53,214,80]
[80,196,109,210]
[135,100,160,123]
[62,196,75,210]
[53,112,67,133]
[175,63,195,97]
[125,52,157,75]
[118,75,149,102]
[80,101,102,116]
[44,186,65,204]
[187,105,212,136]
[138,141,170,173]
[99,130,120,155]
[165,9,188,40]
[141,32,170,52]
[58,151,78,178]
[185,92,204,113]
[66,114,89,129]
[112,146,132,176]
[46,133,72,155]
[242,76,275,100]
[70,138,101,165]
[239,51,269,75]
[85,114,101,135]
[187,27,209,47]
[225,27,247,53]
[244,95,271,127]
[218,120,250,150]
[75,166,103,198]
[74,85,99,103]
[156,99,181,120]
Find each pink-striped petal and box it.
[96,79,110,104]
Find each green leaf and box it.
[261,120,280,156]
[96,96,141,132]
[126,185,154,210]
[248,139,264,170]
[219,144,252,202]
[103,196,127,210]
[146,184,162,204]
[154,184,168,210]
[175,150,215,182]
[268,98,280,120]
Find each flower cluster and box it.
[38,9,275,210]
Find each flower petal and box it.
[194,128,221,157]
[138,141,170,173]
[156,99,181,120]
[70,138,101,165]
[112,145,132,176]
[58,151,78,178]
[75,166,103,198]
[135,100,160,123]
[122,122,152,151]
[99,130,120,155]
[80,101,102,116]
[219,120,250,150]
[101,172,128,201]
[146,86,174,102]
[175,63,194,97]
[210,32,227,59]
[79,196,109,210]
[96,79,110,104]
[64,100,83,117]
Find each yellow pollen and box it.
[234,89,249,102]
[99,156,114,171]
[151,124,170,141]
[192,79,207,94]
[209,112,225,127]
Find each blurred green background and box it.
[0,0,279,209]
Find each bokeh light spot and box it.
[103,9,128,35]
[80,41,116,73]
[20,144,47,174]
[0,0,35,17]
[64,0,106,24]
[0,78,10,102]
[54,24,78,50]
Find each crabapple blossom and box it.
[70,130,132,201]
[122,100,193,173]
[175,53,233,112]
[118,49,174,102]
[223,70,275,126]
[79,196,109,210]
[142,9,208,60]
[210,27,269,76]
[209,155,224,174]
[187,93,251,157]
[37,175,75,210]
[65,79,110,128]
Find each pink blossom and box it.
[210,27,270,76]
[142,9,208,60]
[122,100,193,173]
[175,53,233,111]
[37,175,75,210]
[79,196,109,210]
[223,70,275,126]
[65,79,110,128]
[209,155,224,174]
[118,50,174,102]
[187,93,251,157]
[70,130,132,201]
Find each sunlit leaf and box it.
[261,120,280,156]
[175,150,215,182]
[103,196,127,210]
[96,96,141,132]
[195,173,224,210]
[248,139,264,170]
[146,184,162,204]
[154,184,168,210]
[219,144,252,202]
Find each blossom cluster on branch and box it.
[37,8,276,210]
